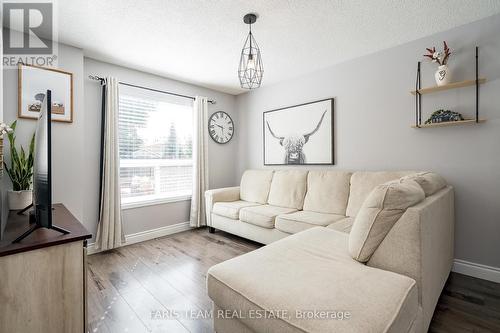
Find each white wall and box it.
[235,15,500,269]
[82,58,238,238]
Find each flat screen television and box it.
[13,90,70,243]
[33,89,52,227]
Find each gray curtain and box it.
[190,96,209,227]
[96,77,124,250]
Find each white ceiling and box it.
[56,0,500,95]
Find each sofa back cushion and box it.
[268,170,308,209]
[303,171,352,215]
[240,170,274,204]
[346,171,414,217]
[349,178,425,262]
[401,172,447,197]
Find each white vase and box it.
[8,190,33,210]
[435,65,451,86]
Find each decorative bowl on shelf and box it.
[425,110,464,124]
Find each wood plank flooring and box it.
[429,272,500,332]
[87,228,500,333]
[87,228,259,333]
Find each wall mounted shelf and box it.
[411,46,484,128]
[411,119,486,128]
[410,78,486,95]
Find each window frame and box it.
[117,86,194,208]
[121,194,192,210]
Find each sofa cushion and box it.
[401,172,447,197]
[239,205,297,229]
[349,179,425,262]
[327,217,355,233]
[303,170,352,215]
[207,227,418,333]
[240,170,274,204]
[346,171,414,217]
[267,170,308,209]
[212,201,260,220]
[275,211,345,234]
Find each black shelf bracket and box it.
[475,46,479,123]
[415,61,422,127]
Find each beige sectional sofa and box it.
[205,170,454,333]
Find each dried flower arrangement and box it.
[0,122,14,136]
[424,41,451,66]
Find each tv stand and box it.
[17,203,33,215]
[12,223,70,243]
[0,204,91,333]
[12,205,71,243]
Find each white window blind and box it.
[118,84,194,207]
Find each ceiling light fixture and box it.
[238,13,264,89]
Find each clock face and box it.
[208,111,234,144]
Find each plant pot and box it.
[8,190,32,210]
[435,65,451,86]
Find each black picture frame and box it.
[263,98,334,166]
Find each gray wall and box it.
[2,42,86,228]
[235,15,500,269]
[0,29,5,236]
[1,42,238,241]
[83,58,238,237]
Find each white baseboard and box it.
[87,221,192,255]
[452,259,500,283]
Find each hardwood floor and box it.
[87,228,500,333]
[87,228,259,333]
[429,272,500,332]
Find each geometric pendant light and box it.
[238,13,264,89]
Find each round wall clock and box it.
[208,111,234,144]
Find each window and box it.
[118,84,193,207]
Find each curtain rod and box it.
[88,75,216,104]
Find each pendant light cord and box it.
[249,21,252,51]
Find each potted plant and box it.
[3,121,36,210]
[424,41,452,86]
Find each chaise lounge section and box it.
[205,170,454,332]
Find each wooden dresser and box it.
[0,204,91,333]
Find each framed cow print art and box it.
[263,98,334,165]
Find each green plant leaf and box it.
[20,146,26,173]
[3,161,14,183]
[3,121,35,191]
[28,132,35,168]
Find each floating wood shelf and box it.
[410,78,486,95]
[411,119,486,128]
[412,47,485,128]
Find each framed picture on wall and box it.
[263,98,334,165]
[18,63,73,123]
